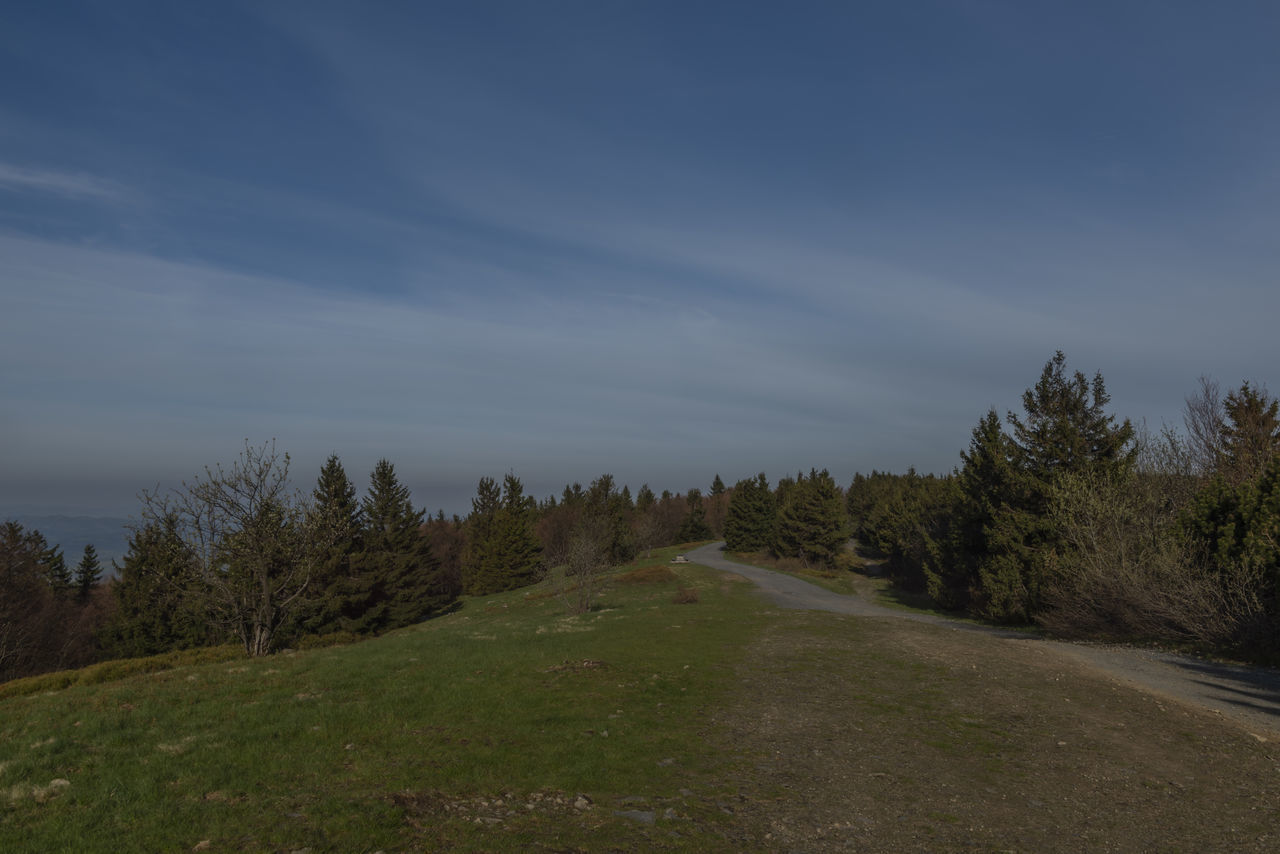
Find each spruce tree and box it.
[356,459,452,631]
[43,543,73,597]
[970,352,1136,622]
[724,473,777,551]
[727,478,773,550]
[676,488,713,543]
[635,484,656,513]
[1219,382,1280,486]
[462,475,542,595]
[774,469,846,566]
[104,515,216,657]
[74,543,102,602]
[710,474,726,496]
[300,455,363,636]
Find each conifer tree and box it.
[676,488,713,543]
[774,469,846,566]
[635,484,656,513]
[969,352,1135,621]
[1219,382,1280,486]
[462,474,544,595]
[74,543,102,602]
[299,455,363,636]
[356,459,452,631]
[43,543,73,597]
[711,474,726,496]
[104,515,216,657]
[724,473,777,551]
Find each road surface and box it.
[686,541,1280,738]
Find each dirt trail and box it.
[687,542,1280,739]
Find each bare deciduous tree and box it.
[140,441,330,656]
[1184,375,1225,478]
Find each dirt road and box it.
[686,542,1280,739]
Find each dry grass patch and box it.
[617,565,678,584]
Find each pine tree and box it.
[43,542,73,597]
[635,484,656,514]
[774,469,846,566]
[462,474,544,595]
[1219,382,1280,486]
[104,515,216,657]
[724,473,777,552]
[299,455,363,636]
[74,543,102,602]
[710,474,726,496]
[356,459,453,631]
[970,352,1136,622]
[676,488,713,543]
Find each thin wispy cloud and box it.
[0,162,128,201]
[1,2,1278,516]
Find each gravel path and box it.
[686,541,1280,738]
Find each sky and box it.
[2,0,1278,519]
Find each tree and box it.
[560,474,627,614]
[971,352,1136,621]
[296,455,363,637]
[676,488,713,543]
[137,441,328,657]
[1220,382,1280,486]
[43,542,72,597]
[103,513,217,658]
[1184,376,1225,478]
[932,411,1018,610]
[463,474,544,595]
[0,521,58,681]
[774,469,847,567]
[724,473,777,552]
[74,543,103,603]
[355,459,453,632]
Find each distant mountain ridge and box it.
[7,515,132,571]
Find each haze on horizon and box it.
[3,1,1278,519]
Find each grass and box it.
[0,546,769,852]
[6,546,1278,851]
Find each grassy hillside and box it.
[5,546,1280,852]
[0,547,763,852]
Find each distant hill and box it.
[9,515,132,572]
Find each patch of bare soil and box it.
[710,611,1280,853]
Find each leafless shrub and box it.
[1037,469,1264,646]
[1184,375,1225,479]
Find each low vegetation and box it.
[4,547,1279,851]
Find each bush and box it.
[1036,470,1263,648]
[673,587,700,604]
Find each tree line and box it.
[849,352,1280,660]
[0,446,752,681]
[9,350,1274,679]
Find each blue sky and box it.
[2,1,1278,517]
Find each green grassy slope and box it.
[0,547,763,852]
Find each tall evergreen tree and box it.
[104,515,216,657]
[43,542,73,597]
[74,543,102,603]
[710,474,726,496]
[1219,382,1280,486]
[299,455,363,636]
[724,473,777,552]
[462,474,544,595]
[356,459,453,631]
[635,484,656,513]
[972,352,1135,621]
[676,488,713,543]
[774,469,847,566]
